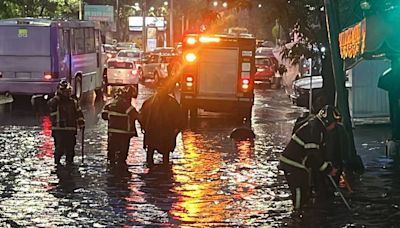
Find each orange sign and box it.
[339,19,366,59]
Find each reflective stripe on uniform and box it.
[50,112,57,116]
[52,127,76,131]
[319,161,331,171]
[295,187,301,209]
[292,134,320,149]
[109,128,135,134]
[279,155,308,170]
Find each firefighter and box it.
[139,85,185,166]
[48,80,85,165]
[102,86,139,166]
[279,105,339,211]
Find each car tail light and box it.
[107,53,113,58]
[132,69,138,75]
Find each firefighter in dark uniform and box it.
[279,105,339,211]
[139,85,185,166]
[102,86,139,165]
[48,80,85,165]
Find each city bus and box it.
[0,18,104,101]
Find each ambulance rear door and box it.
[197,48,239,97]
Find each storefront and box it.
[340,9,400,154]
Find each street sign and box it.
[84,5,114,22]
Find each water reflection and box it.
[139,165,178,226]
[172,131,229,226]
[37,116,54,159]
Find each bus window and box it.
[74,28,85,54]
[58,29,65,57]
[85,28,95,53]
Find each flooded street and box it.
[0,84,399,227]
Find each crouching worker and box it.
[139,85,185,166]
[279,105,339,212]
[48,80,85,166]
[102,87,139,166]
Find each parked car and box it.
[115,42,137,51]
[290,75,324,108]
[150,47,177,55]
[142,53,176,83]
[106,58,139,97]
[103,44,118,59]
[255,56,277,82]
[256,47,274,57]
[116,50,143,79]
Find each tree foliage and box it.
[0,0,80,19]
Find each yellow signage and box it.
[339,19,366,59]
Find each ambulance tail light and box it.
[199,36,221,43]
[185,52,197,63]
[241,79,250,90]
[184,75,194,91]
[185,37,197,45]
[131,69,138,75]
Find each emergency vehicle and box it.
[179,34,256,119]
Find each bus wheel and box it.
[74,76,82,101]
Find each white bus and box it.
[0,18,104,100]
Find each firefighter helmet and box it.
[316,105,341,127]
[57,79,72,97]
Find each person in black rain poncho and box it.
[139,85,185,166]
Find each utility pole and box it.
[142,0,147,52]
[169,0,174,46]
[116,0,120,40]
[324,0,363,170]
[79,0,83,20]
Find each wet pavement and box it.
[0,83,399,227]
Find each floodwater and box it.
[0,83,399,227]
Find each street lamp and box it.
[164,1,168,6]
[258,4,262,8]
[222,2,228,8]
[213,1,218,7]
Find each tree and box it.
[0,0,80,19]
